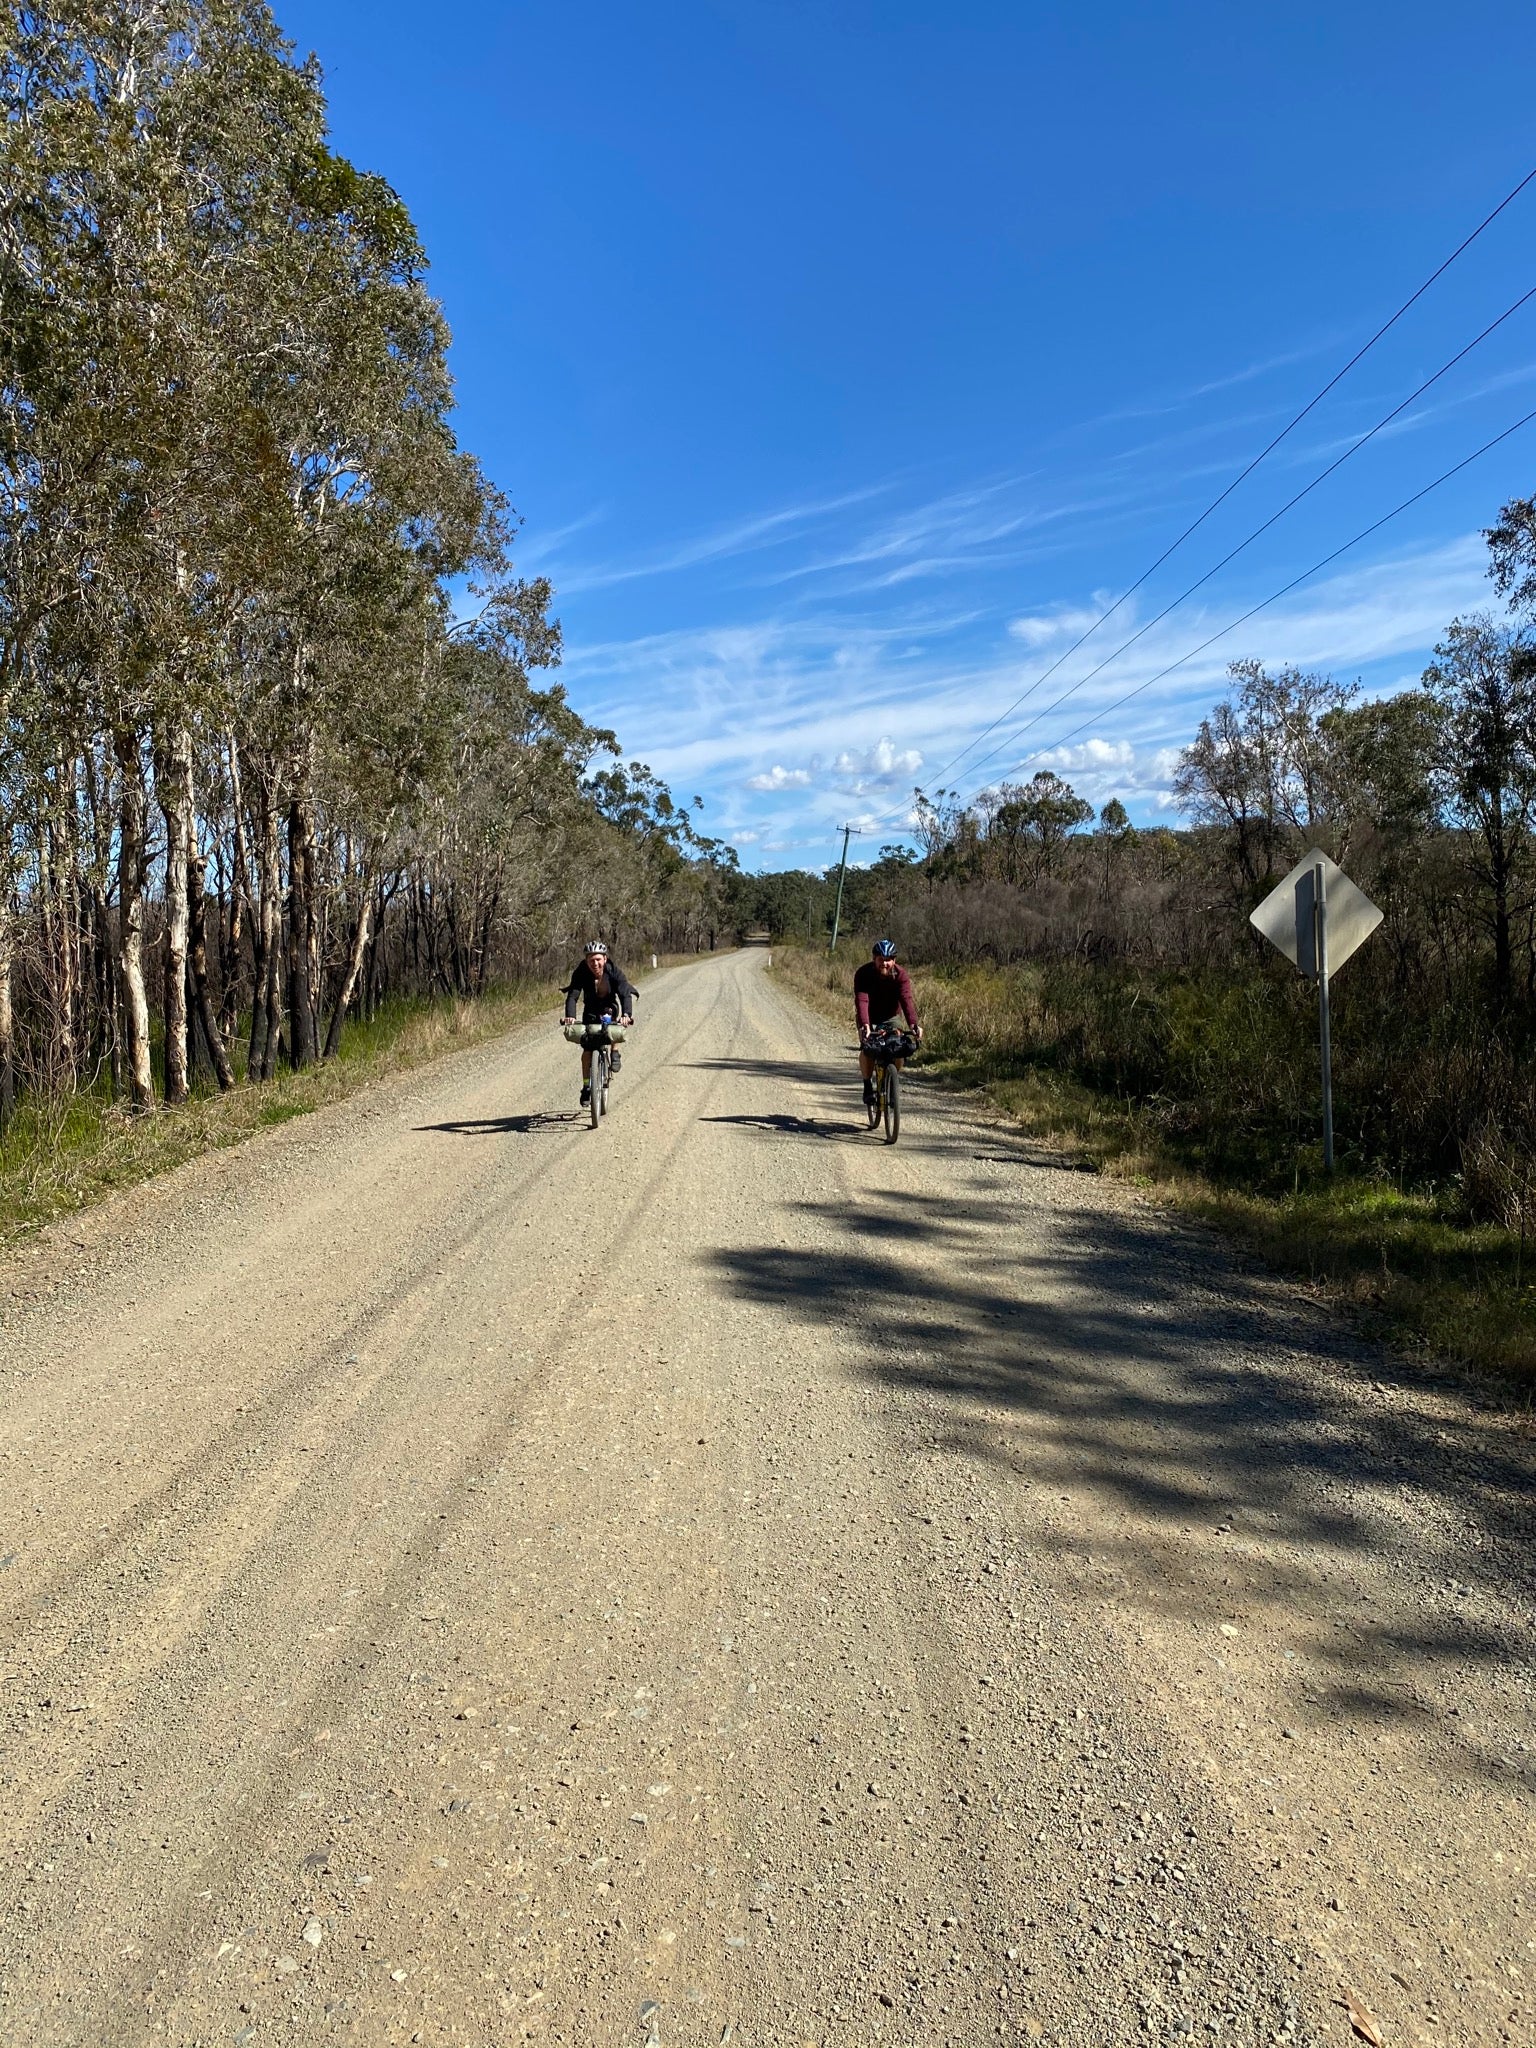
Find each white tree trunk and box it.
[323,878,373,1059]
[115,732,154,1112]
[157,727,192,1105]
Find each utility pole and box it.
[1314,858,1334,1172]
[829,824,856,951]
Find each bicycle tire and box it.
[589,1049,604,1129]
[867,1072,881,1129]
[884,1064,901,1144]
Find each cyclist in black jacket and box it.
[561,940,637,1107]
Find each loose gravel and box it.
[0,949,1530,2046]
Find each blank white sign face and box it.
[1250,847,1383,978]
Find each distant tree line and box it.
[1,1,734,1122]
[741,500,1536,1217]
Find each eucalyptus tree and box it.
[0,0,728,1135]
[1422,616,1536,1008]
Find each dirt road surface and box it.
[1,948,1532,2048]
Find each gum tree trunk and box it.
[114,729,155,1112]
[323,870,374,1060]
[157,728,192,1105]
[286,794,317,1067]
[220,733,249,1047]
[0,893,14,1134]
[188,831,234,1090]
[247,763,283,1081]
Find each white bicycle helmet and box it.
[584,939,608,956]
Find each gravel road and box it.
[0,947,1532,2048]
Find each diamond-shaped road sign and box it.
[1250,847,1382,980]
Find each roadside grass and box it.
[769,944,1536,1396]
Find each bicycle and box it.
[564,1014,627,1129]
[864,1024,916,1144]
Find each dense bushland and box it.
[745,501,1536,1234]
[1,1,734,1134]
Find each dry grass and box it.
[770,944,1536,1396]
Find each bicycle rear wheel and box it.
[866,1070,881,1129]
[883,1063,901,1144]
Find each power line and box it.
[936,280,1536,793]
[982,402,1536,785]
[896,160,1536,807]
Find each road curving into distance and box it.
[0,946,1531,2047]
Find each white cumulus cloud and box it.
[1032,737,1136,773]
[746,765,812,791]
[833,738,924,787]
[1018,736,1187,811]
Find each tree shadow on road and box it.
[706,1173,1536,1785]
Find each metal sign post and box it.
[1314,860,1333,1171]
[1250,847,1380,1173]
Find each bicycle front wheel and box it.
[590,1051,605,1128]
[883,1063,901,1144]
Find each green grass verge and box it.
[769,943,1536,1396]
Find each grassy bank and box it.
[771,944,1536,1395]
[0,949,714,1244]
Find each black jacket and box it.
[563,956,638,1022]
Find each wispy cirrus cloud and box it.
[1079,337,1340,430]
[560,533,1492,858]
[542,318,1524,864]
[549,483,893,594]
[513,505,611,572]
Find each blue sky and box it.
[281,0,1536,867]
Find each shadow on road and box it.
[708,1176,1536,1783]
[686,1054,963,1156]
[680,1055,856,1082]
[416,1111,579,1137]
[700,1112,857,1142]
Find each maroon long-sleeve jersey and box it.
[853,959,918,1034]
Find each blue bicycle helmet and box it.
[872,938,898,959]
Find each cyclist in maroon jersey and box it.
[853,938,922,1110]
